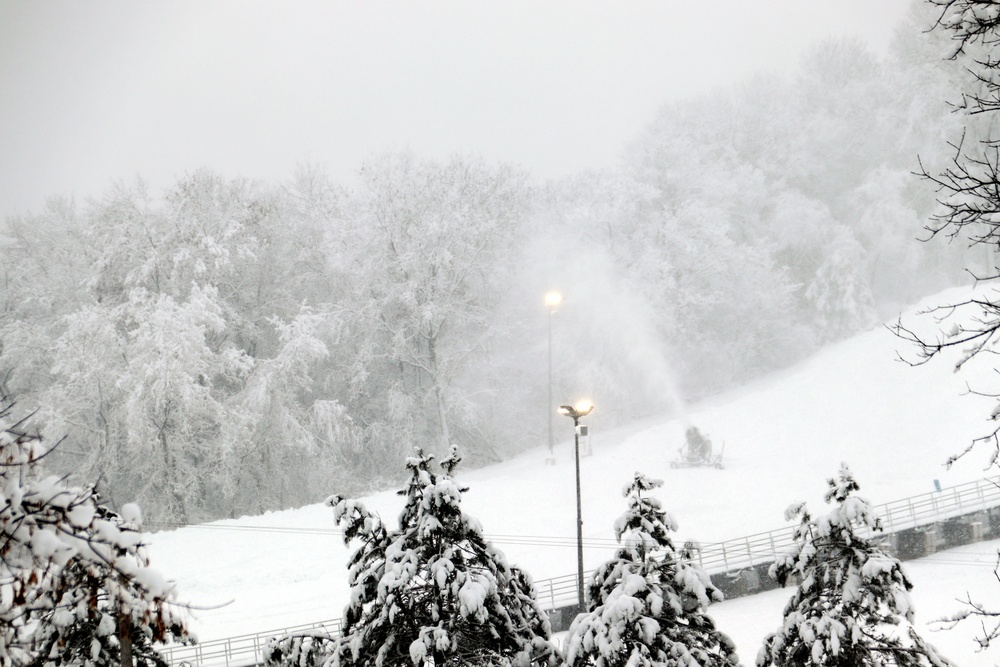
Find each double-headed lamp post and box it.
[545,291,562,461]
[559,400,593,611]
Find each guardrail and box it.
[536,475,1000,610]
[705,474,1000,571]
[158,474,1000,667]
[160,618,342,667]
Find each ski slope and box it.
[145,287,1000,665]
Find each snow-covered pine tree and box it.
[0,399,190,667]
[327,446,558,667]
[757,464,952,667]
[23,491,192,667]
[27,543,186,667]
[564,472,739,667]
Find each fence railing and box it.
[158,475,1000,667]
[160,618,342,667]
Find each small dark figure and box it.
[685,426,712,462]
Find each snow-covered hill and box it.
[145,287,1000,664]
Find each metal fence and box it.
[159,618,342,667]
[158,474,1000,667]
[536,474,1000,610]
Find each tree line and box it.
[0,3,974,523]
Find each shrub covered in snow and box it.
[757,464,952,667]
[564,472,739,667]
[305,446,557,667]
[263,633,338,667]
[0,399,190,667]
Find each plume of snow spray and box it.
[557,245,689,423]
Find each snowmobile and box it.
[670,427,725,469]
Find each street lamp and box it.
[559,399,593,611]
[544,291,562,463]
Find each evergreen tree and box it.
[0,398,190,667]
[564,473,739,667]
[28,551,185,667]
[317,446,556,667]
[758,464,952,667]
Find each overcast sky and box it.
[0,1,914,221]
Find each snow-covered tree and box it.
[758,465,951,667]
[0,399,190,667]
[887,4,1000,650]
[0,196,93,404]
[262,633,336,667]
[564,473,739,667]
[892,0,1000,465]
[221,304,355,516]
[26,532,187,667]
[338,153,532,463]
[116,284,251,523]
[324,447,557,667]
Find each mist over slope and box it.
[146,286,1000,647]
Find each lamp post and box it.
[559,400,593,611]
[544,291,562,462]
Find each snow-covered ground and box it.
[145,287,1000,665]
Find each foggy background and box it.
[0,2,911,219]
[0,1,973,524]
